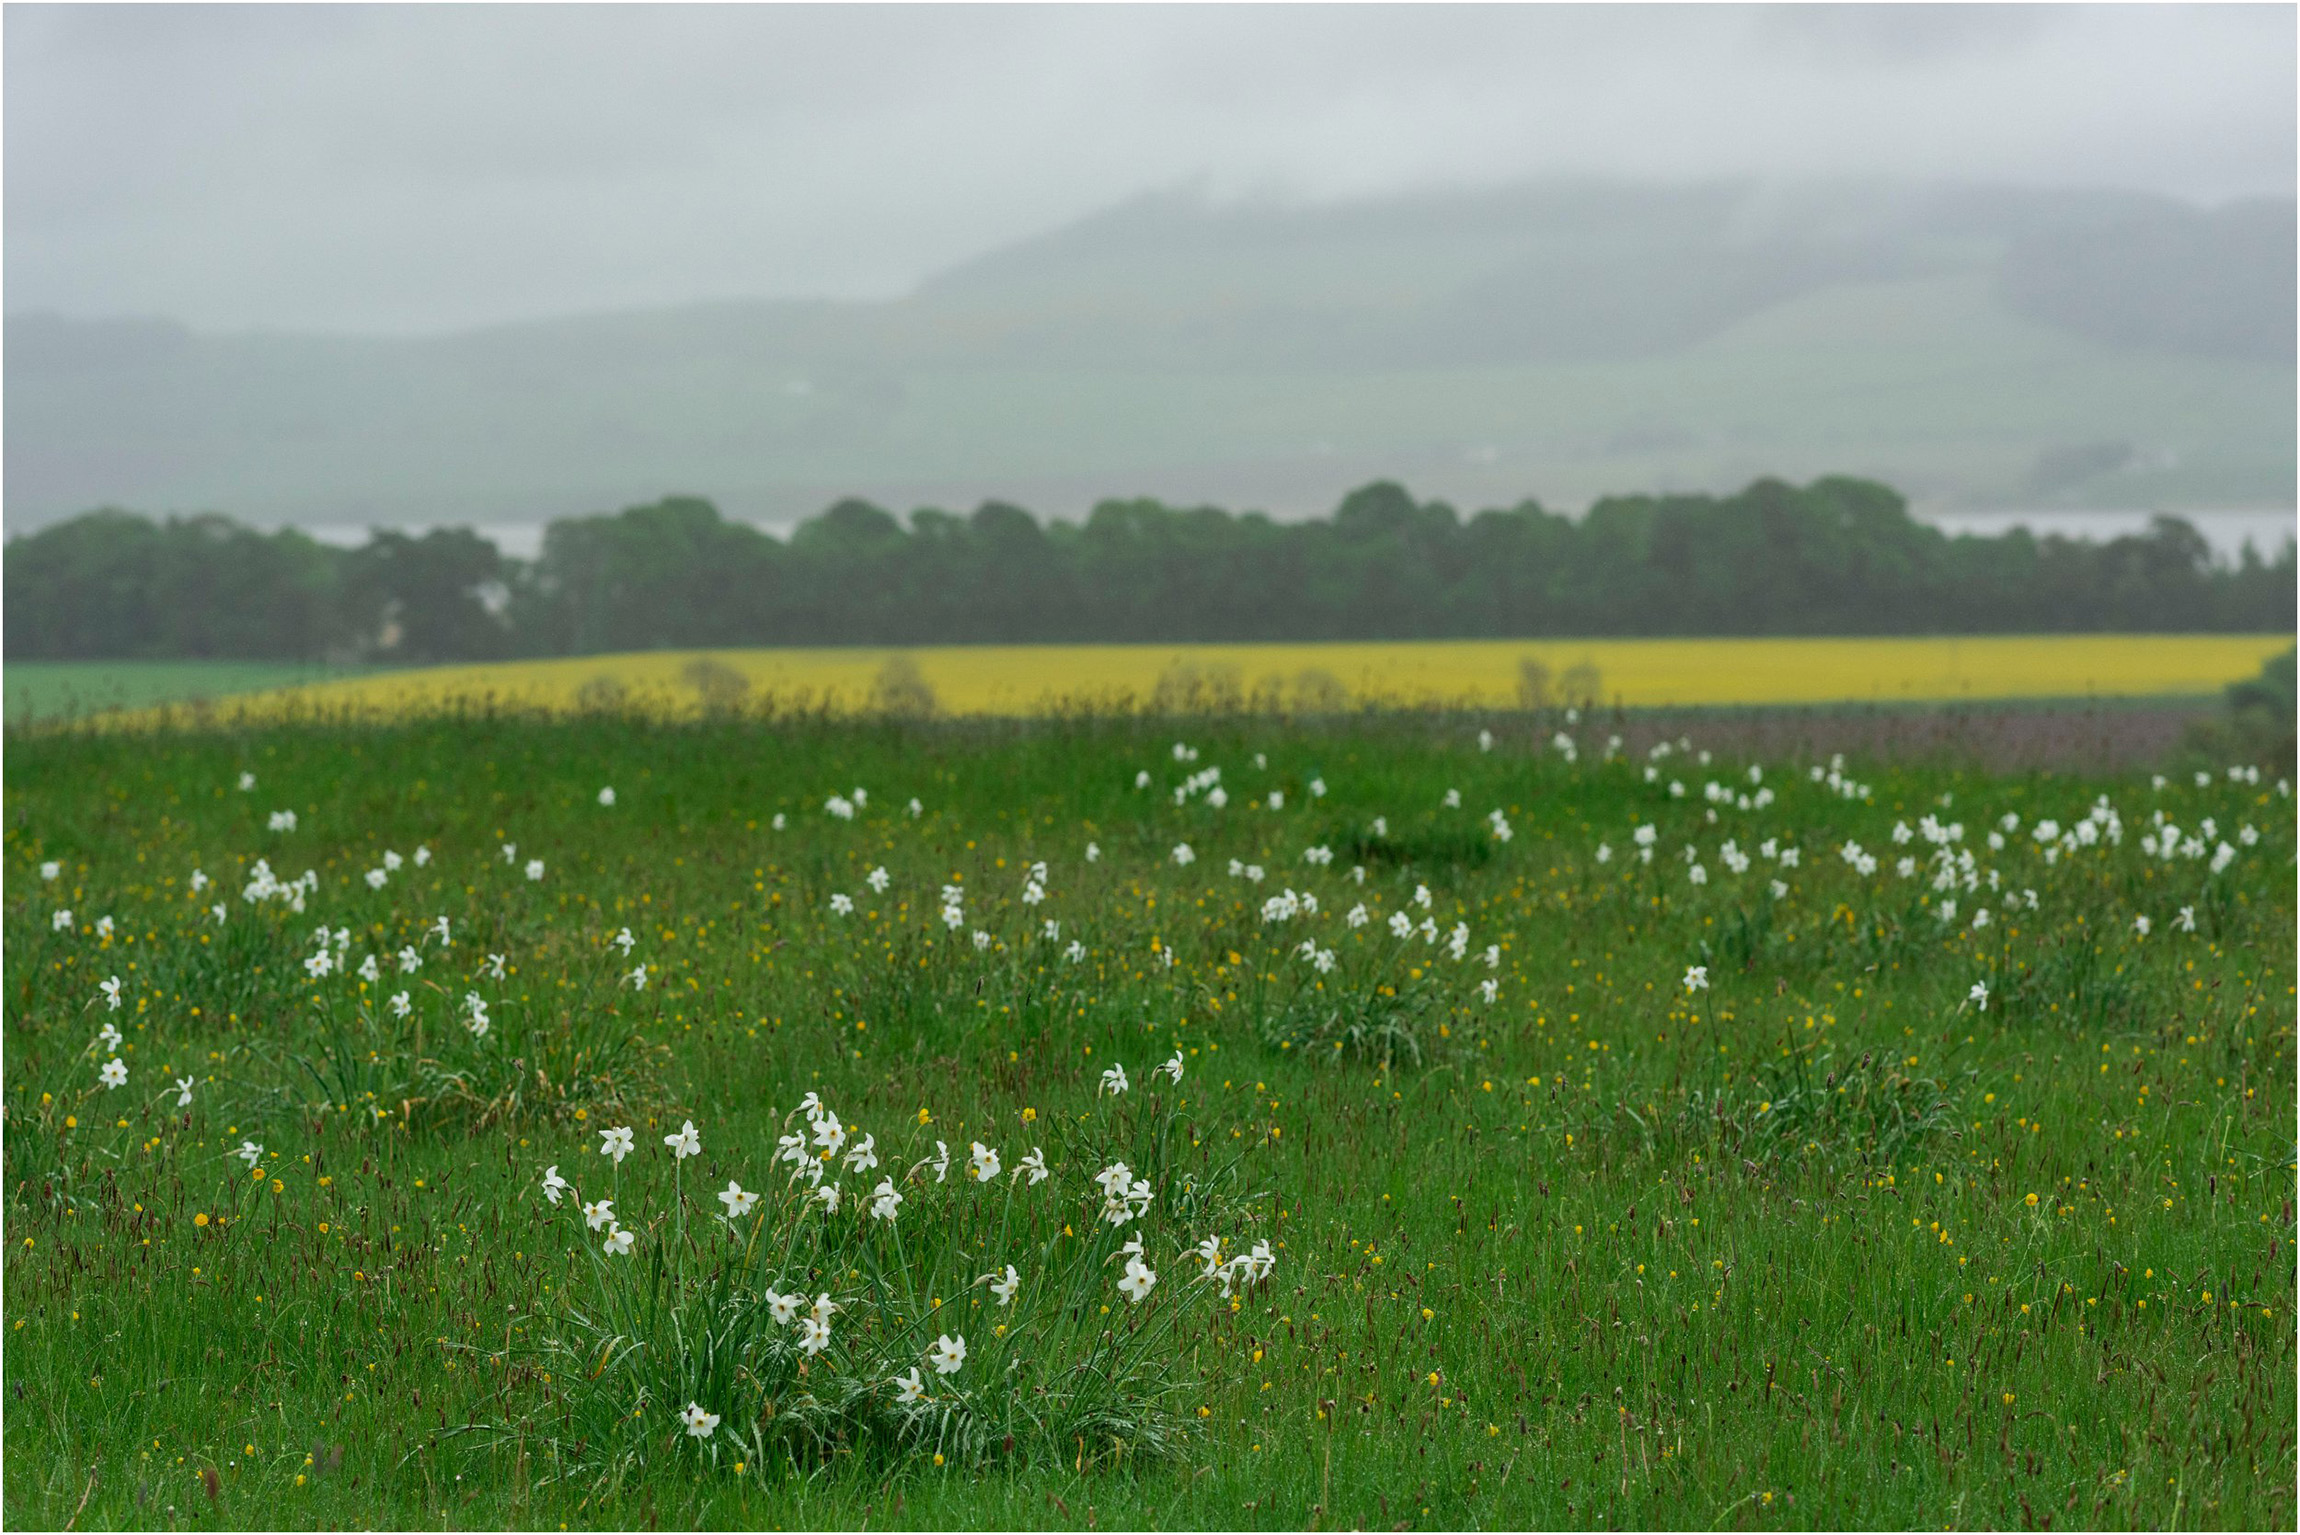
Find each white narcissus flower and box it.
[967,1142,1002,1182]
[815,1183,843,1213]
[174,1076,196,1108]
[1194,1236,1226,1278]
[541,1166,570,1204]
[598,1126,635,1163]
[892,1366,926,1405]
[1158,1050,1184,1083]
[664,1120,702,1160]
[598,787,616,806]
[1117,1257,1158,1304]
[1171,843,1194,867]
[1100,1064,1129,1096]
[99,975,123,1011]
[1968,982,1989,1012]
[99,1057,128,1090]
[930,1140,950,1182]
[39,860,60,881]
[842,1133,879,1174]
[1682,966,1708,993]
[679,1402,718,1438]
[235,1140,263,1167]
[718,1181,758,1219]
[583,1198,615,1231]
[797,1316,831,1355]
[766,1290,802,1326]
[1017,1147,1048,1185]
[777,1127,814,1178]
[989,1265,1020,1306]
[829,893,854,915]
[603,1226,635,1257]
[869,1178,903,1223]
[929,1333,967,1375]
[811,1110,847,1156]
[388,991,412,1018]
[866,866,890,893]
[1241,1240,1276,1283]
[524,860,545,882]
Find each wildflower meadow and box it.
[4,709,2292,1528]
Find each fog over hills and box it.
[6,178,2292,536]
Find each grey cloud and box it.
[6,3,2291,333]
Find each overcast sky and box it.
[7,3,2293,335]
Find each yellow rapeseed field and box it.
[135,635,2289,724]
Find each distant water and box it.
[1914,508,2296,563]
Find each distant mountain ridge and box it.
[5,178,2292,532]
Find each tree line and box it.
[5,477,2291,663]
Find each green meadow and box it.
[4,712,2291,1528]
[5,663,366,726]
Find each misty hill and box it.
[5,179,2292,533]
